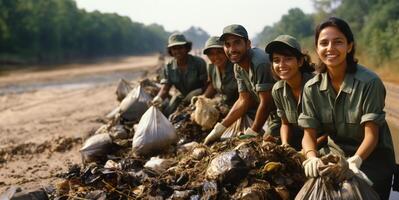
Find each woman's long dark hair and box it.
[269,44,315,80]
[314,17,358,73]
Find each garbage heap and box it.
[49,78,307,199]
[53,137,306,199]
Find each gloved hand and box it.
[203,122,227,145]
[151,96,163,106]
[302,157,322,178]
[347,155,373,186]
[243,127,259,137]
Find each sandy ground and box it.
[0,55,398,198]
[0,55,160,193]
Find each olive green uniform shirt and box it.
[234,48,275,103]
[298,65,393,153]
[207,60,238,106]
[161,55,207,96]
[234,48,280,135]
[272,73,313,127]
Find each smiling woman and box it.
[299,17,396,200]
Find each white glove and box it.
[347,155,373,186]
[203,123,227,145]
[303,157,322,178]
[151,96,163,105]
[243,127,258,137]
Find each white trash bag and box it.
[221,115,253,139]
[119,85,152,121]
[80,133,113,163]
[116,78,133,102]
[191,96,220,130]
[132,106,177,156]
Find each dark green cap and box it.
[167,33,192,48]
[220,24,248,41]
[203,36,223,54]
[265,35,302,55]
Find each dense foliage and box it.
[0,0,169,64]
[254,0,399,67]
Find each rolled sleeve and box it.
[256,83,274,92]
[360,112,385,126]
[254,62,274,92]
[298,113,321,130]
[277,109,286,118]
[361,78,386,126]
[160,64,170,84]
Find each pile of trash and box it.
[52,135,306,199]
[36,77,306,199]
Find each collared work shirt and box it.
[161,55,207,96]
[298,65,393,152]
[272,72,314,129]
[207,60,238,106]
[234,48,275,103]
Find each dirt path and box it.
[0,55,159,192]
[0,58,398,196]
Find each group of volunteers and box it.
[151,17,396,200]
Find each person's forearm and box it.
[355,121,379,160]
[316,134,328,147]
[280,123,291,145]
[302,128,318,158]
[221,97,248,127]
[251,101,269,132]
[157,84,170,99]
[203,84,216,98]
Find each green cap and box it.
[220,24,248,41]
[167,33,192,48]
[203,36,223,54]
[265,35,302,55]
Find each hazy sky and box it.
[75,0,314,38]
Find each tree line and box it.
[0,0,170,65]
[254,0,399,67]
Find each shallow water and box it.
[0,70,144,95]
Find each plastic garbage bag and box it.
[116,78,132,102]
[80,133,113,164]
[190,96,220,130]
[144,157,175,174]
[221,115,253,139]
[132,106,177,156]
[206,150,248,184]
[295,154,379,200]
[119,85,152,121]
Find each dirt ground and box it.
[0,55,160,193]
[0,55,398,197]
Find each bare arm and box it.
[221,92,251,127]
[280,118,291,145]
[203,83,217,98]
[251,90,272,133]
[302,128,318,158]
[157,83,171,99]
[355,121,379,160]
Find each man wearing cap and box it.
[202,36,238,107]
[152,33,207,116]
[204,24,280,145]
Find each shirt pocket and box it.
[345,110,360,124]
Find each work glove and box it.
[151,96,163,106]
[243,127,259,137]
[203,122,226,145]
[347,155,373,186]
[302,157,322,178]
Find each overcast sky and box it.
[75,0,314,38]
